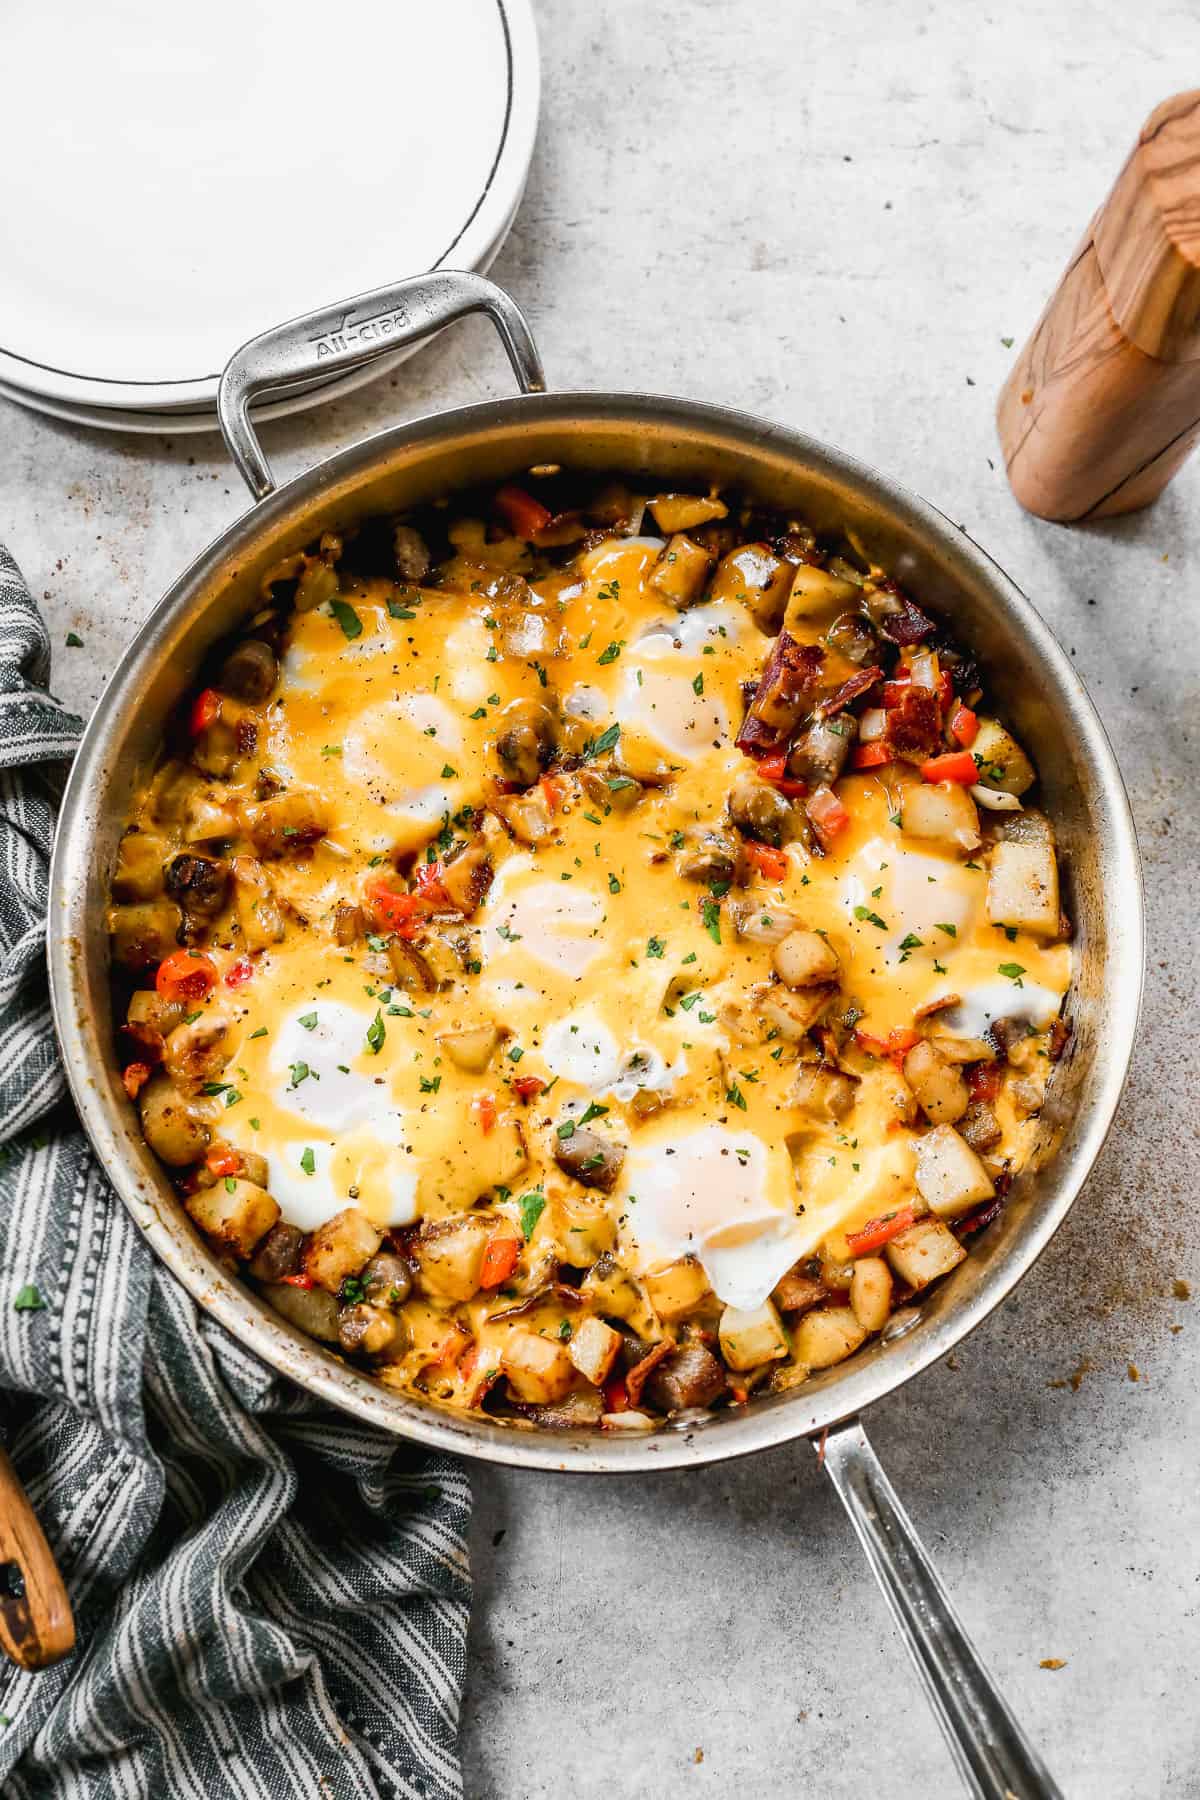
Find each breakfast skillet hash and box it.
[107,475,1070,1428]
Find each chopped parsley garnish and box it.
[299,1012,318,1031]
[530,661,548,687]
[366,1011,386,1055]
[65,631,83,648]
[320,744,342,757]
[934,921,958,937]
[518,1188,547,1240]
[300,1147,316,1176]
[329,598,362,640]
[13,1284,45,1312]
[854,905,887,930]
[584,722,621,761]
[578,1101,609,1126]
[441,763,457,779]
[608,873,621,894]
[249,1026,268,1040]
[646,936,666,958]
[224,1176,237,1195]
[496,923,521,942]
[288,1062,312,1087]
[725,1082,748,1111]
[999,961,1027,985]
[507,1045,524,1062]
[701,897,722,943]
[556,1119,576,1140]
[692,672,704,695]
[597,641,621,665]
[419,1074,442,1093]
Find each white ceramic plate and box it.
[0,0,538,419]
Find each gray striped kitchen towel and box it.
[0,545,472,1800]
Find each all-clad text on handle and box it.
[218,270,546,500]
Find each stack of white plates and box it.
[0,0,539,434]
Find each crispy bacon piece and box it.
[881,685,941,761]
[736,635,825,753]
[816,664,882,718]
[871,578,935,646]
[625,1338,675,1408]
[121,1020,165,1065]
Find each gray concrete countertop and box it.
[3,2,1196,1793]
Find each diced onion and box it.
[859,707,887,743]
[970,783,1022,812]
[910,650,939,690]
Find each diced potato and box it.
[914,1124,994,1218]
[306,1207,383,1293]
[557,1195,617,1265]
[187,1177,279,1258]
[708,542,794,631]
[849,1257,893,1333]
[163,1013,233,1092]
[138,1076,211,1166]
[773,1268,826,1312]
[902,1040,969,1126]
[491,787,555,844]
[643,1256,713,1321]
[437,1023,501,1073]
[756,982,837,1042]
[439,838,493,915]
[719,1300,790,1371]
[649,533,712,609]
[986,840,1060,938]
[112,830,169,902]
[567,1315,622,1386]
[783,563,859,630]
[971,718,1036,797]
[647,493,728,534]
[900,782,981,855]
[126,988,185,1036]
[413,1214,493,1302]
[789,1064,859,1121]
[263,1281,340,1342]
[231,856,284,949]
[772,929,840,990]
[793,1306,868,1370]
[501,1332,575,1404]
[885,1216,966,1289]
[580,1254,660,1340]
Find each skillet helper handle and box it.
[820,1419,1061,1800]
[218,269,546,501]
[0,1444,75,1670]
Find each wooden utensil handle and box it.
[999,90,1200,521]
[0,1445,75,1670]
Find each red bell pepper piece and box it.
[754,750,788,781]
[205,1147,241,1179]
[854,1025,920,1068]
[920,750,978,785]
[479,1233,521,1289]
[475,1093,498,1135]
[744,841,789,881]
[225,956,255,988]
[851,743,891,770]
[189,687,221,735]
[967,1060,1003,1103]
[155,949,217,1003]
[512,1075,546,1102]
[846,1205,919,1257]
[949,704,978,748]
[412,862,451,907]
[363,876,434,940]
[602,1375,630,1415]
[281,1272,315,1290]
[495,484,553,540]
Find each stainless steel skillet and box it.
[47,270,1143,1798]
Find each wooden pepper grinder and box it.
[998,90,1200,521]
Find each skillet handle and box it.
[819,1418,1061,1800]
[217,270,546,501]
